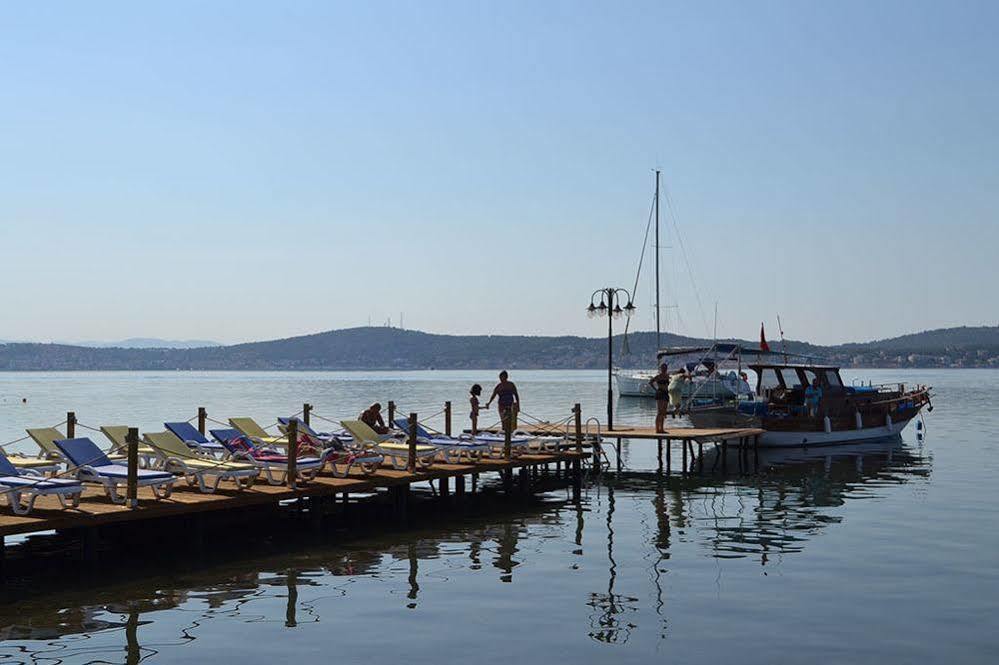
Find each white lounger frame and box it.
[0,472,82,515]
[74,466,175,504]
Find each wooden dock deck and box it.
[0,450,586,539]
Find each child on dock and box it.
[469,384,486,435]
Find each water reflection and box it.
[0,439,930,660]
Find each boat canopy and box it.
[656,344,826,367]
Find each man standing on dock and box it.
[486,371,520,432]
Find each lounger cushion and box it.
[0,475,81,490]
[54,437,113,468]
[88,464,175,481]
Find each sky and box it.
[1,0,997,346]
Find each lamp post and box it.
[587,287,635,431]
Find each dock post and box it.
[126,427,139,508]
[616,438,622,472]
[197,407,207,435]
[721,439,728,473]
[407,413,418,472]
[573,404,583,454]
[666,437,671,475]
[754,434,760,471]
[697,443,704,475]
[287,419,298,489]
[455,474,465,498]
[572,458,582,503]
[388,401,396,427]
[657,438,663,474]
[518,467,530,497]
[303,403,312,427]
[681,438,687,476]
[444,401,452,437]
[0,536,5,584]
[471,473,478,493]
[503,424,512,460]
[67,411,76,438]
[439,476,450,500]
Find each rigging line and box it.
[661,184,711,338]
[623,191,658,344]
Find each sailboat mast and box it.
[654,169,661,349]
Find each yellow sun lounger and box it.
[23,427,92,474]
[228,417,288,447]
[144,432,259,493]
[100,426,158,469]
[340,420,438,469]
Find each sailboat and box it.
[615,171,750,402]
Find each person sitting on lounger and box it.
[360,403,389,435]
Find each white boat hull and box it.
[758,418,913,447]
[615,372,657,397]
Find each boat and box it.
[686,350,933,447]
[617,344,753,401]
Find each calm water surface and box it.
[0,369,996,663]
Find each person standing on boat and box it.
[486,371,519,432]
[804,378,823,418]
[649,363,671,433]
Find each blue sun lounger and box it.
[0,449,83,515]
[392,418,490,462]
[54,437,175,503]
[164,422,228,456]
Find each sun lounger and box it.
[54,437,175,503]
[163,421,228,456]
[28,427,126,467]
[465,431,534,457]
[392,418,490,462]
[209,429,326,485]
[0,446,60,476]
[277,417,337,443]
[340,420,438,470]
[143,432,258,492]
[211,427,384,480]
[100,426,158,469]
[0,449,82,515]
[228,417,289,447]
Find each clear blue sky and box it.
[1,1,996,345]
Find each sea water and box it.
[0,369,996,663]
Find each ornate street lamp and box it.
[588,287,635,430]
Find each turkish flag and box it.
[760,323,771,353]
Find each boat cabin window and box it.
[824,370,842,387]
[758,368,780,391]
[780,368,804,389]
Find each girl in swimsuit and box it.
[469,383,485,435]
[649,363,671,433]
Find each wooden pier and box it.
[476,422,763,474]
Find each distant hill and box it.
[0,326,997,371]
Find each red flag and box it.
[760,323,771,353]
